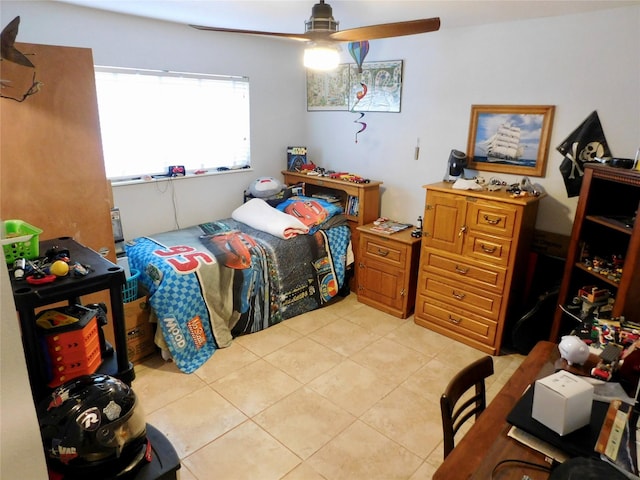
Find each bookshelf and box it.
[281,171,381,226]
[550,164,640,343]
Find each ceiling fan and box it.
[191,0,440,69]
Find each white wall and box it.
[2,2,639,237]
[0,265,49,478]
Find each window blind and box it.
[95,67,251,180]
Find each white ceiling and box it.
[52,0,639,34]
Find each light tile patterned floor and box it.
[132,293,525,480]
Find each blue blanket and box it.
[126,219,350,373]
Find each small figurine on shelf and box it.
[411,216,422,238]
[590,343,624,381]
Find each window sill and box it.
[110,167,253,187]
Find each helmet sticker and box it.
[103,400,122,421]
[47,387,71,410]
[76,407,101,431]
[57,446,78,465]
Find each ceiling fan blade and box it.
[190,24,311,42]
[329,18,441,42]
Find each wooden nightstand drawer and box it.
[357,258,404,311]
[361,234,407,267]
[464,231,512,266]
[420,273,502,320]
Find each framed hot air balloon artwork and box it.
[466,105,555,177]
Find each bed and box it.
[125,197,351,373]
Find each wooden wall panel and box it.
[1,43,117,345]
[1,43,115,262]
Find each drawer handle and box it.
[483,215,502,225]
[452,291,466,300]
[454,265,469,274]
[448,315,462,325]
[458,225,467,237]
[480,244,497,253]
[376,248,389,257]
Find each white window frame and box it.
[94,66,251,181]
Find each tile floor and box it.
[132,293,525,480]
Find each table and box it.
[10,237,134,402]
[433,341,559,480]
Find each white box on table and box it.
[532,371,593,436]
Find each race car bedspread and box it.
[125,216,350,373]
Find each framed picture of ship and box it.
[466,105,555,177]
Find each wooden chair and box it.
[440,355,494,458]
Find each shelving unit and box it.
[550,164,640,341]
[281,171,382,226]
[10,237,134,403]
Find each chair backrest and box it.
[440,355,494,459]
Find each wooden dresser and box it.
[414,182,542,355]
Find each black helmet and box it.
[38,374,149,479]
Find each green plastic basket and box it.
[2,220,43,264]
[122,269,140,303]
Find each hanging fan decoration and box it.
[0,16,42,102]
[349,41,369,143]
[349,41,369,74]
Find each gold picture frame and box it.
[466,105,555,177]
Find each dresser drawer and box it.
[467,200,517,237]
[464,231,512,266]
[360,234,407,268]
[419,273,502,320]
[422,249,506,291]
[415,297,497,345]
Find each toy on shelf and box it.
[581,251,624,284]
[566,312,640,385]
[590,348,620,381]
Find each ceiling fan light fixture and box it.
[305,0,339,33]
[303,42,340,70]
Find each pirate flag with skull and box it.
[557,111,611,197]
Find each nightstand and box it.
[356,224,421,318]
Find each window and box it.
[94,67,250,180]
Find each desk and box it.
[434,341,559,480]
